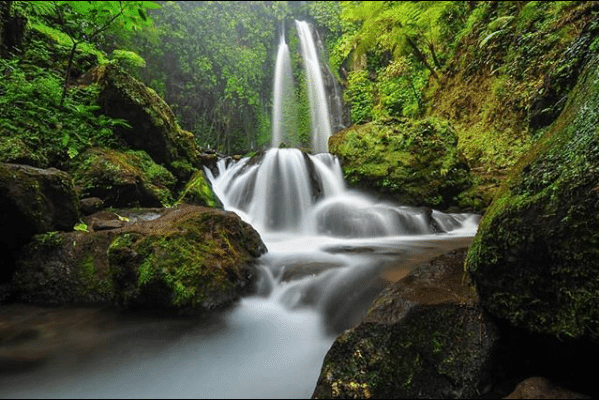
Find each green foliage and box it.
[110,49,146,76]
[345,70,374,124]
[0,57,125,167]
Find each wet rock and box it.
[71,147,176,208]
[505,377,591,399]
[312,249,502,399]
[12,205,267,311]
[465,53,599,344]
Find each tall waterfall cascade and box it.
[271,20,346,153]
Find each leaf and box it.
[74,221,89,232]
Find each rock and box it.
[312,249,502,399]
[71,147,176,208]
[175,169,222,208]
[79,197,104,215]
[328,117,476,211]
[89,63,200,168]
[0,163,79,283]
[11,205,267,311]
[465,53,599,344]
[505,377,591,399]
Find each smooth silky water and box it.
[0,21,479,399]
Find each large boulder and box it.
[71,147,176,208]
[0,163,79,283]
[11,205,267,311]
[87,63,200,168]
[312,249,503,399]
[465,53,599,344]
[329,117,477,211]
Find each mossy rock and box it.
[175,169,222,208]
[92,63,200,168]
[71,147,176,208]
[12,205,267,311]
[313,249,501,399]
[329,117,477,211]
[465,54,599,343]
[0,163,79,283]
[0,163,79,248]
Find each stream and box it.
[0,149,478,399]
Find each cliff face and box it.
[466,52,599,344]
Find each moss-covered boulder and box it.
[12,205,267,311]
[329,117,476,211]
[175,169,222,208]
[72,147,176,208]
[0,163,79,283]
[312,249,501,399]
[89,63,200,169]
[465,54,599,343]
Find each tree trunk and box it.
[60,41,78,106]
[405,35,438,79]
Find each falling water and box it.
[295,20,333,154]
[271,30,297,148]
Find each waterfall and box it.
[295,20,333,154]
[271,31,297,148]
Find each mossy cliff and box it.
[329,117,476,211]
[12,205,267,311]
[465,52,599,343]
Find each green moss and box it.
[106,210,264,310]
[72,147,175,207]
[175,170,220,208]
[329,117,475,210]
[465,54,599,342]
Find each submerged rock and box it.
[12,205,267,311]
[312,249,502,399]
[328,117,476,211]
[465,53,599,344]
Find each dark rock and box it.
[71,147,176,208]
[79,197,104,215]
[87,63,200,167]
[465,53,599,344]
[0,163,79,283]
[312,249,502,399]
[12,205,267,311]
[505,377,591,399]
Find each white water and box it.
[295,20,333,154]
[271,32,296,148]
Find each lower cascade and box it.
[206,147,480,337]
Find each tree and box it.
[33,1,160,105]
